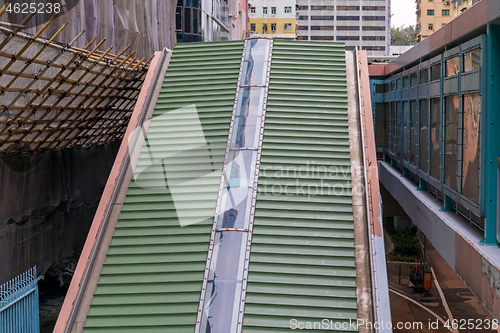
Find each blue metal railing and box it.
[0,267,41,333]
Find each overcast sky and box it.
[391,0,417,28]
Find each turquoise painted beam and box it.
[485,25,500,244]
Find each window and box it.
[445,57,460,77]
[311,26,334,30]
[363,26,385,31]
[298,15,308,20]
[420,68,429,83]
[311,16,334,20]
[362,6,386,10]
[362,36,385,41]
[442,9,450,16]
[442,23,446,27]
[428,23,433,30]
[250,7,255,14]
[311,5,335,10]
[263,7,267,14]
[250,23,256,31]
[362,16,385,21]
[262,23,267,31]
[427,10,434,15]
[403,76,410,88]
[337,36,360,40]
[337,16,359,20]
[284,23,292,30]
[271,7,276,14]
[337,6,359,10]
[298,5,308,10]
[410,100,418,164]
[271,23,276,31]
[311,36,334,40]
[297,26,308,30]
[410,73,418,86]
[337,26,360,31]
[430,63,441,81]
[284,6,292,13]
[464,48,481,72]
[419,100,429,172]
[444,95,459,190]
[363,46,386,51]
[462,93,481,203]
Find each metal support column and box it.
[486,25,500,244]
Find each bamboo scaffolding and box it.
[0,10,149,154]
[58,55,144,148]
[4,41,110,154]
[0,37,101,140]
[29,45,118,151]
[40,52,140,149]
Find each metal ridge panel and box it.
[242,41,357,332]
[83,41,244,332]
[54,49,170,333]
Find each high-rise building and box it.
[416,0,453,42]
[176,0,248,42]
[248,0,297,39]
[296,0,390,56]
[452,0,482,17]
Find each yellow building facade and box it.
[249,18,296,36]
[416,0,453,42]
[248,1,297,39]
[452,0,481,18]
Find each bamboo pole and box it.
[9,41,113,153]
[2,22,69,91]
[0,36,98,148]
[74,55,143,145]
[0,3,9,17]
[29,45,117,150]
[0,12,35,51]
[0,16,148,153]
[47,53,143,149]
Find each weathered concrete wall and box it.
[456,235,500,318]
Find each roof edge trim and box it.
[54,48,172,333]
[357,49,392,331]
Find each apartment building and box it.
[296,0,390,56]
[248,0,297,39]
[452,0,482,17]
[416,0,453,42]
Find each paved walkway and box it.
[388,242,499,333]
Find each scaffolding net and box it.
[0,5,150,154]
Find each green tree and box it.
[391,26,417,46]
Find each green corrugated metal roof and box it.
[84,41,244,332]
[242,41,357,332]
[83,39,359,332]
